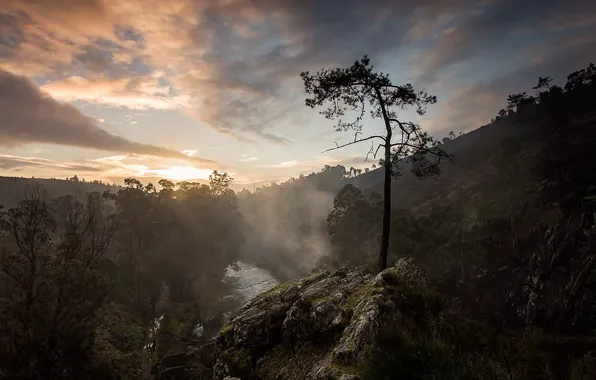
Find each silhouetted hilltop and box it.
[0,176,119,209]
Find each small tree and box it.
[327,184,373,265]
[301,56,449,271]
[532,76,552,90]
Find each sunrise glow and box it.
[153,166,212,181]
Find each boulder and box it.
[211,258,442,380]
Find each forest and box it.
[0,61,595,379]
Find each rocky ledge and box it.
[212,257,442,380]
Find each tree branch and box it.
[389,142,447,156]
[322,135,386,153]
[388,118,412,135]
[366,143,384,161]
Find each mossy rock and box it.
[212,258,442,380]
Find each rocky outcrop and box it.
[212,257,442,380]
[509,211,596,332]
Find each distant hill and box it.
[344,117,542,212]
[0,176,120,209]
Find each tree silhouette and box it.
[506,92,535,112]
[301,56,449,271]
[0,187,111,378]
[532,76,552,90]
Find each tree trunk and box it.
[379,141,392,272]
[375,86,393,273]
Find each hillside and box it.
[0,176,120,209]
[325,62,596,333]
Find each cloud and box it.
[427,34,596,135]
[0,70,216,165]
[3,0,452,143]
[0,154,218,186]
[74,45,113,73]
[2,0,596,147]
[416,0,596,82]
[0,0,116,75]
[182,149,198,157]
[0,155,103,172]
[267,160,299,168]
[41,72,189,110]
[264,155,368,170]
[240,155,259,162]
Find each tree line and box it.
[0,171,243,379]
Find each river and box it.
[146,261,279,348]
[191,261,279,338]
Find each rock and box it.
[160,353,191,368]
[159,365,195,380]
[210,258,441,380]
[331,294,386,364]
[282,304,311,346]
[512,212,596,331]
[338,375,360,380]
[331,267,348,278]
[223,377,242,380]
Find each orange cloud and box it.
[42,73,190,110]
[0,70,217,165]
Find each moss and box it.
[258,344,328,380]
[232,348,252,368]
[342,283,372,311]
[258,345,292,373]
[251,271,330,309]
[330,361,361,377]
[220,323,234,335]
[312,295,330,305]
[226,348,253,378]
[151,351,160,365]
[252,279,298,304]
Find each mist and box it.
[237,176,337,281]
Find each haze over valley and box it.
[1,1,595,379]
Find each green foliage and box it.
[108,171,242,313]
[0,170,243,378]
[0,187,112,379]
[327,185,377,265]
[91,303,149,379]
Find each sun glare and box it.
[156,166,212,181]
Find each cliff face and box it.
[212,258,441,380]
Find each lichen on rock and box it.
[211,257,442,380]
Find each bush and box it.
[361,316,562,380]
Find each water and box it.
[223,261,280,306]
[144,314,164,350]
[190,261,279,338]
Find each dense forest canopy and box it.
[0,61,595,379]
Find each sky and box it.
[0,0,595,188]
